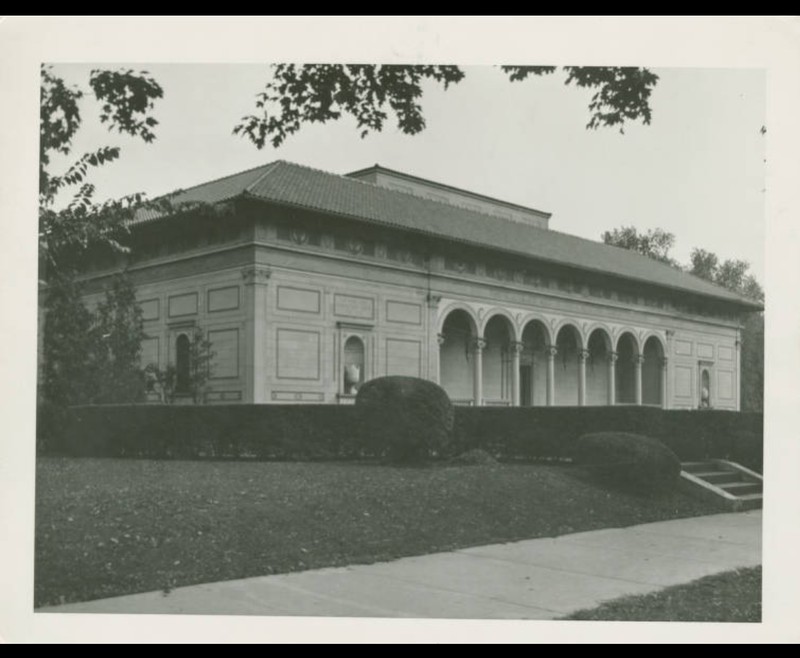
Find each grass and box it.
[564,566,762,622]
[35,457,721,608]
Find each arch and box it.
[586,327,613,405]
[552,319,585,351]
[438,308,478,403]
[482,314,515,404]
[343,335,365,395]
[519,314,553,346]
[175,333,191,395]
[437,302,479,335]
[519,319,550,406]
[615,332,638,404]
[640,331,666,354]
[554,323,582,406]
[479,308,519,342]
[642,335,665,406]
[585,322,614,350]
[614,329,641,355]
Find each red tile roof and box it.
[133,160,760,309]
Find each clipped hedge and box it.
[573,432,682,494]
[356,376,454,463]
[38,403,370,460]
[453,406,763,471]
[37,403,762,472]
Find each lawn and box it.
[564,567,762,622]
[35,457,721,608]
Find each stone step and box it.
[691,470,743,484]
[736,493,763,511]
[681,461,719,473]
[719,481,763,495]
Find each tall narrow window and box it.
[176,333,191,394]
[343,336,365,394]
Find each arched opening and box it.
[343,336,365,395]
[175,333,191,395]
[482,315,515,406]
[586,328,612,406]
[555,324,581,406]
[520,320,548,406]
[642,336,664,406]
[438,309,477,404]
[616,332,638,404]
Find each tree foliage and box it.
[39,65,163,281]
[602,226,679,266]
[90,274,148,404]
[234,65,659,149]
[42,273,146,406]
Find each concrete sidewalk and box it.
[39,510,762,619]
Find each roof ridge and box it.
[276,159,558,228]
[156,161,280,200]
[244,160,283,193]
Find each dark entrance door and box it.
[520,365,533,406]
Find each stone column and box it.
[472,337,486,407]
[608,351,618,406]
[735,335,742,412]
[578,348,590,406]
[436,333,446,386]
[546,345,557,407]
[510,341,524,407]
[634,354,644,406]
[242,265,272,403]
[427,294,442,384]
[660,356,669,409]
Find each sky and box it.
[48,64,766,282]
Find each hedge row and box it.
[452,406,763,471]
[37,403,763,472]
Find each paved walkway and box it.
[40,510,762,619]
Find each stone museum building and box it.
[73,160,761,409]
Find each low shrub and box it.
[573,432,682,495]
[450,448,499,466]
[356,376,454,463]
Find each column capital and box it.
[426,293,443,309]
[545,345,558,358]
[660,356,669,367]
[436,333,446,347]
[608,351,619,364]
[578,348,591,363]
[242,265,272,285]
[472,337,487,352]
[509,341,525,355]
[635,354,646,366]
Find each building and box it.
[73,160,761,409]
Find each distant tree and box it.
[41,276,98,407]
[688,248,764,303]
[90,274,148,404]
[234,65,659,149]
[601,226,680,267]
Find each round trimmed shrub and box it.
[573,432,681,494]
[450,448,498,466]
[355,376,454,463]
